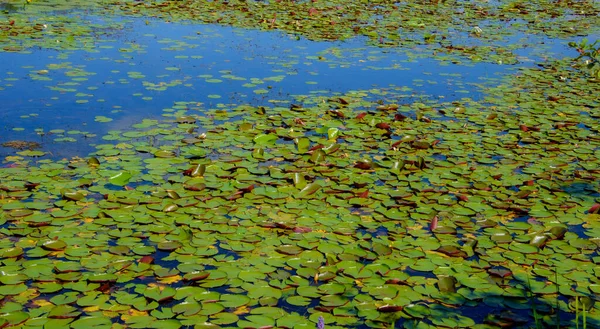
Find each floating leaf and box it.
[296,182,321,198]
[310,149,326,164]
[109,172,132,186]
[254,134,277,146]
[144,286,176,302]
[42,240,67,251]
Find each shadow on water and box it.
[561,182,600,198]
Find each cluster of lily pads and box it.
[1,48,599,328]
[1,0,600,328]
[109,0,600,48]
[121,0,595,66]
[3,0,600,65]
[0,0,125,53]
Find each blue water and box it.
[0,16,581,159]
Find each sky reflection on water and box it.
[0,17,578,159]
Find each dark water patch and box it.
[153,248,181,270]
[404,267,437,279]
[562,182,599,197]
[356,226,388,238]
[214,241,241,261]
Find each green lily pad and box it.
[109,172,132,186]
[144,286,176,302]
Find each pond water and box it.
[0,16,576,159]
[1,2,599,329]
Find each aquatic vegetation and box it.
[569,38,600,79]
[0,1,125,53]
[0,0,599,328]
[1,57,599,327]
[318,315,325,329]
[1,140,41,150]
[1,0,599,65]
